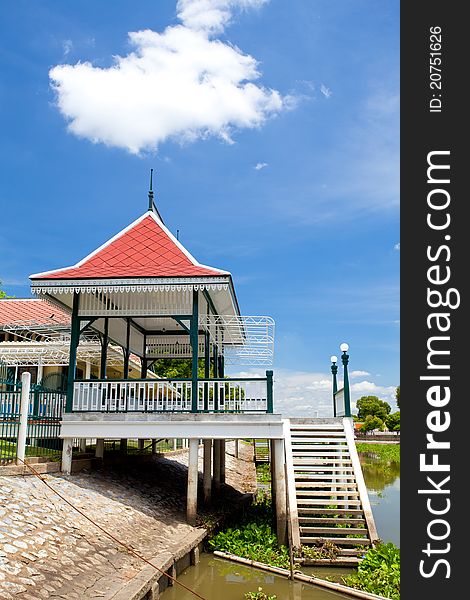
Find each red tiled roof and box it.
[0,299,70,327]
[31,213,227,280]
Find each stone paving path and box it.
[0,441,256,599]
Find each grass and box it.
[0,439,61,461]
[355,443,400,463]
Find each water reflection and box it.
[359,452,400,546]
[161,555,353,599]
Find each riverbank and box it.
[0,441,256,599]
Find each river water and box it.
[161,554,352,599]
[358,451,400,547]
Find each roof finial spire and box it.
[148,168,154,211]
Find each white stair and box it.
[285,417,379,563]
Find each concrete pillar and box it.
[270,439,276,505]
[37,362,44,386]
[120,438,128,453]
[151,439,157,455]
[213,439,221,492]
[220,439,226,484]
[79,438,87,452]
[190,545,200,565]
[95,438,104,459]
[61,437,73,475]
[173,438,178,451]
[203,439,212,505]
[85,361,91,379]
[17,372,31,464]
[187,438,199,525]
[273,439,287,546]
[138,439,145,451]
[234,439,239,459]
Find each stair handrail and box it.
[282,419,301,548]
[342,417,380,544]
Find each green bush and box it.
[245,589,276,600]
[209,494,290,569]
[344,543,400,600]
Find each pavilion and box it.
[29,185,287,534]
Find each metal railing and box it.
[0,381,65,465]
[72,373,273,414]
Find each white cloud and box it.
[49,0,289,154]
[320,83,332,98]
[254,162,268,170]
[394,242,400,251]
[177,0,269,34]
[62,39,73,57]
[228,368,399,417]
[350,370,370,378]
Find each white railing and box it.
[72,376,271,413]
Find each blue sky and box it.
[0,0,399,415]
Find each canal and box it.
[161,554,353,599]
[358,446,400,547]
[161,443,400,598]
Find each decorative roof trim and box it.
[29,211,229,280]
[31,276,231,295]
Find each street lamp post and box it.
[330,355,338,417]
[340,342,351,417]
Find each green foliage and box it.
[256,463,271,484]
[343,543,400,600]
[360,414,385,432]
[245,589,277,600]
[208,494,291,569]
[356,396,391,421]
[150,358,210,379]
[385,411,400,432]
[395,386,400,408]
[355,443,400,463]
[0,280,13,299]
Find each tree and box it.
[386,411,400,432]
[0,280,13,299]
[395,386,400,408]
[356,396,391,421]
[150,357,211,379]
[360,415,384,433]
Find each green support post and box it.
[341,349,351,417]
[191,290,199,412]
[266,370,274,414]
[204,331,210,411]
[123,318,131,379]
[100,318,109,379]
[141,333,147,378]
[66,293,80,413]
[330,356,338,417]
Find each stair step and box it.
[294,474,356,480]
[293,457,352,471]
[337,548,370,556]
[298,517,366,525]
[291,431,346,437]
[292,448,350,453]
[297,499,362,506]
[292,443,349,449]
[297,508,364,516]
[291,437,347,443]
[290,423,343,429]
[300,536,371,546]
[295,482,358,489]
[293,465,354,471]
[300,527,367,536]
[296,490,359,497]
